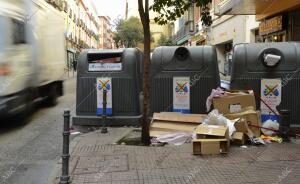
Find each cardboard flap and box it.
[195,124,228,137]
[192,138,228,142]
[224,90,254,96]
[227,109,257,117]
[153,112,206,123]
[151,121,197,132]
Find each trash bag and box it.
[262,119,279,136]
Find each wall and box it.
[210,15,246,46]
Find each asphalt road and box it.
[0,76,77,184]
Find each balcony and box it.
[172,23,194,45]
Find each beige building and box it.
[98,16,115,49]
[45,0,100,69]
[149,11,172,49]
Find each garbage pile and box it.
[150,88,293,155]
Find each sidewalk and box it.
[67,128,300,184]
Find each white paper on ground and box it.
[155,132,193,146]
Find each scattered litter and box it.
[261,119,279,136]
[260,135,283,143]
[250,137,266,145]
[240,145,248,149]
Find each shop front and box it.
[191,33,206,46]
[259,15,288,42]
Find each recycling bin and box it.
[73,48,143,126]
[230,42,300,128]
[150,46,220,115]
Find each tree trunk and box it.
[141,22,151,145]
[138,0,150,145]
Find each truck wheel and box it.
[45,84,58,106]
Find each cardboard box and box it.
[193,124,230,155]
[195,124,229,139]
[213,90,256,114]
[231,132,245,145]
[192,139,229,155]
[225,108,262,137]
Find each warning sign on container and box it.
[173,77,190,113]
[261,79,281,122]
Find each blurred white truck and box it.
[0,0,66,118]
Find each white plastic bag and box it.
[203,109,237,138]
[262,119,279,136]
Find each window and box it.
[12,19,26,44]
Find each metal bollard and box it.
[60,110,70,184]
[279,109,291,142]
[101,89,108,133]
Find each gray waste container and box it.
[73,48,143,126]
[230,42,300,128]
[150,46,220,114]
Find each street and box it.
[0,77,76,184]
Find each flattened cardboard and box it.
[195,124,229,139]
[151,121,197,131]
[225,109,262,137]
[213,90,256,114]
[192,138,229,155]
[153,112,206,124]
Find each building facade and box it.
[45,0,101,70]
[172,1,260,80]
[207,0,259,78]
[98,16,115,49]
[215,0,300,42]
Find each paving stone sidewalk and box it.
[68,128,300,184]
